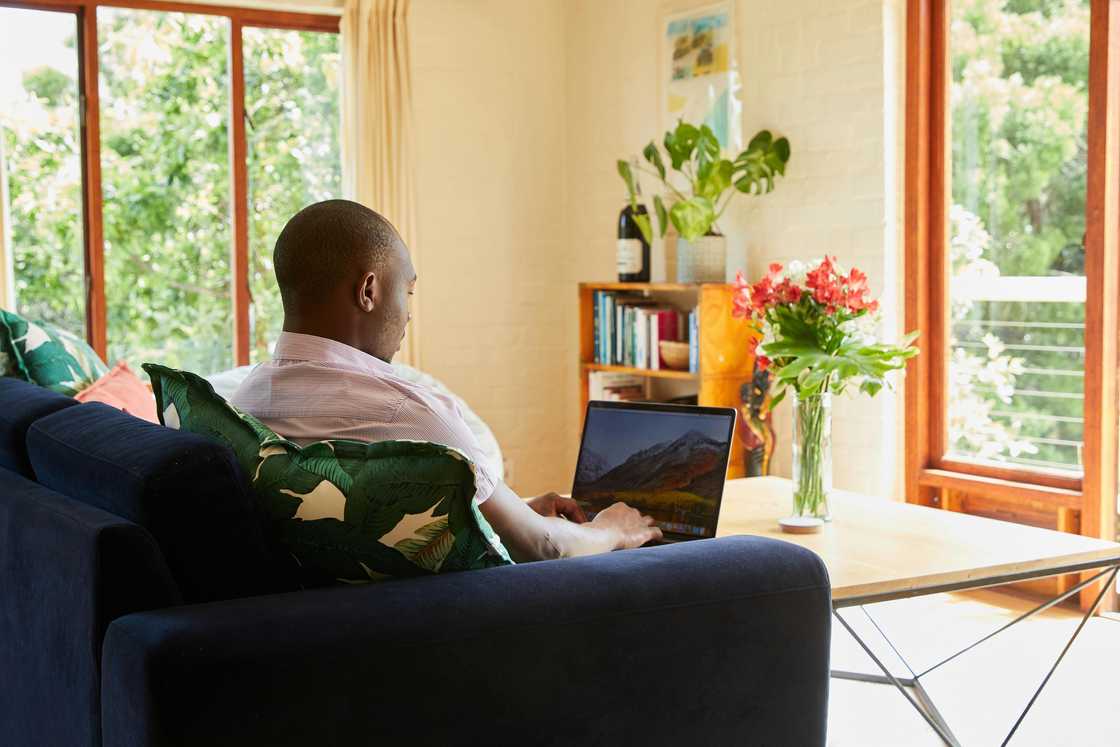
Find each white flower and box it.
[839,314,880,347]
[786,260,808,286]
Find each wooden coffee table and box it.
[717,477,1120,747]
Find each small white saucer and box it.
[779,516,824,534]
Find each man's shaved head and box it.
[274,199,401,312]
[274,199,416,363]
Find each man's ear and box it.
[357,271,377,312]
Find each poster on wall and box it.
[662,2,741,151]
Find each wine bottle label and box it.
[617,238,642,274]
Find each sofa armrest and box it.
[102,536,831,747]
[0,468,182,747]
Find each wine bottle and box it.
[617,189,651,283]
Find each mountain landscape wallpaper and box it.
[572,408,731,537]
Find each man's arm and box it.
[478,481,662,562]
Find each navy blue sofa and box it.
[0,376,832,746]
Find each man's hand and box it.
[527,492,588,523]
[590,502,663,549]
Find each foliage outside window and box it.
[0,5,340,376]
[0,8,85,336]
[947,0,1088,474]
[245,27,341,364]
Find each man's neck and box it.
[281,317,391,364]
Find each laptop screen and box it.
[571,402,736,540]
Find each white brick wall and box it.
[411,0,570,495]
[412,0,907,500]
[563,0,908,500]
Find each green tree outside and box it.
[1,7,339,375]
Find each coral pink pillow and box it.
[75,361,159,423]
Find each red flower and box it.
[841,267,874,312]
[775,278,802,304]
[732,270,756,318]
[806,256,843,310]
[749,276,776,314]
[747,336,760,356]
[757,355,771,370]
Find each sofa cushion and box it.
[0,376,78,477]
[26,402,292,603]
[75,360,159,423]
[144,363,511,584]
[0,309,108,395]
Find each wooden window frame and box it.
[1,0,340,366]
[905,0,1120,604]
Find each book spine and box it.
[618,300,627,365]
[625,307,633,367]
[640,309,649,369]
[688,309,698,373]
[631,308,638,369]
[650,312,660,370]
[593,292,602,363]
[604,293,612,365]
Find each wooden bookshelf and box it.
[581,363,698,381]
[578,281,760,479]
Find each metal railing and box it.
[949,276,1085,474]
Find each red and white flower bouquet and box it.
[732,257,918,524]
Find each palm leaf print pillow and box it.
[143,363,512,583]
[1,309,108,395]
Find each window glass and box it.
[99,8,232,375]
[243,27,341,363]
[947,0,1089,474]
[0,8,85,334]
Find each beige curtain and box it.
[341,0,420,367]
[0,134,14,311]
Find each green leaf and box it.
[652,194,668,237]
[664,121,700,170]
[643,141,666,180]
[617,159,639,204]
[617,159,652,243]
[768,387,788,410]
[860,379,884,397]
[698,159,734,201]
[733,129,792,195]
[747,129,773,152]
[669,196,716,241]
[696,124,721,175]
[633,211,653,245]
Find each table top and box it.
[716,477,1120,607]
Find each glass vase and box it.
[791,391,832,521]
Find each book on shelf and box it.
[591,291,696,371]
[588,371,646,402]
[688,309,698,373]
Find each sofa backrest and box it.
[27,402,297,604]
[0,376,77,477]
[0,465,181,747]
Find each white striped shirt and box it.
[230,332,495,504]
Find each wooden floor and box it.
[828,590,1120,746]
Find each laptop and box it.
[571,400,737,544]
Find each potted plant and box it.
[617,121,791,282]
[732,258,919,530]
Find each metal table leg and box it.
[831,565,1119,746]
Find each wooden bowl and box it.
[659,340,690,371]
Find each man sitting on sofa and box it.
[232,199,661,562]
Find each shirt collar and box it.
[273,332,396,376]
